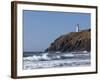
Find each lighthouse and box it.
[76,24,79,32]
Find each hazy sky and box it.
[23,10,91,52]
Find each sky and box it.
[23,10,91,52]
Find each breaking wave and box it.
[23,51,91,70]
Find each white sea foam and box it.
[63,54,74,57]
[23,59,90,70]
[23,52,91,70]
[41,53,50,60]
[23,52,50,61]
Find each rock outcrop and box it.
[45,29,91,52]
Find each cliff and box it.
[45,29,91,52]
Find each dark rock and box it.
[45,29,91,52]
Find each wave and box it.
[23,52,50,61]
[23,51,90,69]
[23,59,90,70]
[23,52,90,61]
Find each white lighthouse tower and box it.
[76,24,79,32]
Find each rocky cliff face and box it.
[45,29,91,52]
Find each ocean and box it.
[23,51,91,70]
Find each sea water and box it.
[23,51,90,70]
